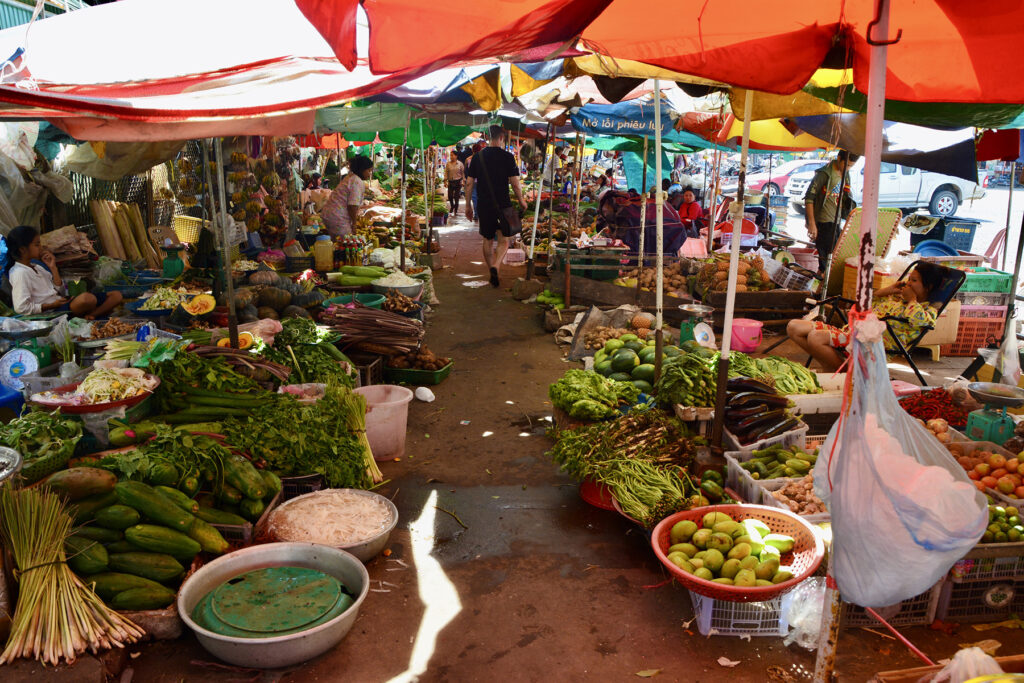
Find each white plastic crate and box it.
[724,421,809,456]
[688,590,792,637]
[503,248,526,265]
[842,582,942,628]
[724,453,797,504]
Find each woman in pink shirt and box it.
[322,156,374,236]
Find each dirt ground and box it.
[18,215,1024,682]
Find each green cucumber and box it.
[94,505,142,530]
[154,485,200,514]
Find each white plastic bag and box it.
[932,647,1004,683]
[783,577,826,650]
[813,314,987,608]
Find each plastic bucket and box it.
[731,318,763,353]
[355,385,414,460]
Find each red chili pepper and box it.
[899,389,967,426]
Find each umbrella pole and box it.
[636,135,649,304]
[526,122,553,281]
[573,133,586,230]
[707,148,721,253]
[766,153,774,229]
[710,93,753,446]
[1002,161,1016,271]
[815,2,892,681]
[653,82,666,386]
[399,116,410,273]
[212,138,238,348]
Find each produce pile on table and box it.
[766,475,826,516]
[737,444,818,481]
[655,351,717,407]
[615,260,690,297]
[899,388,968,428]
[549,369,642,421]
[548,410,711,526]
[87,318,141,341]
[254,318,356,386]
[139,287,196,311]
[981,503,1022,543]
[382,290,419,314]
[727,352,821,394]
[723,377,804,446]
[387,346,450,371]
[664,511,796,586]
[948,442,1024,500]
[694,253,774,293]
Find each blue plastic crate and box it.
[910,216,980,253]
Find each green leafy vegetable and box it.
[548,369,639,420]
[655,354,716,407]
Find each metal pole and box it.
[573,133,586,230]
[399,114,410,273]
[710,93,753,446]
[638,135,649,274]
[766,153,774,229]
[212,138,238,348]
[1002,161,1016,272]
[707,148,722,252]
[815,2,891,680]
[1001,196,1024,351]
[653,81,666,386]
[526,122,553,280]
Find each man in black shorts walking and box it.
[465,125,528,287]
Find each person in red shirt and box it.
[676,189,703,236]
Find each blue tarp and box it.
[570,101,674,137]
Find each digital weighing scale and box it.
[678,304,715,347]
[966,382,1024,445]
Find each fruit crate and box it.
[346,352,383,387]
[688,589,792,637]
[962,267,1013,293]
[279,473,325,501]
[841,582,942,628]
[954,291,1012,307]
[949,542,1024,583]
[723,421,809,457]
[723,453,797,505]
[939,315,1005,357]
[936,578,1023,623]
[209,490,281,546]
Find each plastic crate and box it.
[962,267,1013,294]
[779,266,816,292]
[909,217,979,253]
[954,291,1012,307]
[936,579,1023,623]
[959,304,1009,320]
[345,352,383,387]
[688,590,792,637]
[939,316,1006,356]
[384,361,453,386]
[279,473,325,501]
[917,253,987,269]
[723,421,809,456]
[842,582,942,628]
[209,490,281,546]
[949,543,1024,583]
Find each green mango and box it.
[755,579,774,586]
[703,511,733,529]
[720,558,741,579]
[668,542,698,557]
[772,569,794,584]
[670,520,698,544]
[694,567,714,581]
[707,532,734,553]
[760,545,781,561]
[712,520,742,536]
[755,558,780,581]
[702,549,725,572]
[691,529,713,549]
[739,556,759,571]
[742,519,771,540]
[670,556,695,574]
[689,558,705,570]
[711,578,734,585]
[734,569,757,587]
[727,543,752,561]
[667,551,689,566]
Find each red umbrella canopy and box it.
[296,0,1024,104]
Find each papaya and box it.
[43,467,117,501]
[182,293,216,316]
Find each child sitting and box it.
[4,225,122,319]
[786,261,943,372]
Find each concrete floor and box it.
[24,216,1024,682]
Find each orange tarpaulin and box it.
[297,0,1024,104]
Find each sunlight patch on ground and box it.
[388,490,462,683]
[482,431,493,438]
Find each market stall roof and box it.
[715,115,830,152]
[789,114,979,181]
[298,0,1024,103]
[0,0,413,140]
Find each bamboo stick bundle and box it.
[89,199,125,260]
[126,202,160,269]
[110,202,142,263]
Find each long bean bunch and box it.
[0,485,144,665]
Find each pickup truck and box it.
[785,158,986,217]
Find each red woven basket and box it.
[651,504,825,603]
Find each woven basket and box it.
[651,504,824,603]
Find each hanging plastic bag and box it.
[813,313,987,608]
[782,577,826,650]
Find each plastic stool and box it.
[0,384,24,421]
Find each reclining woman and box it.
[786,261,943,372]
